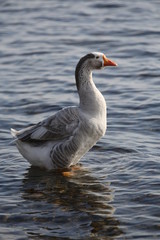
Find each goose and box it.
[11,52,117,170]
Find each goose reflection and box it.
[22,166,122,239]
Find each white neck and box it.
[77,66,106,117]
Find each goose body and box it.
[11,52,117,170]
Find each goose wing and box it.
[13,107,80,142]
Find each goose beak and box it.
[103,55,117,67]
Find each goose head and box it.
[88,52,117,69]
[75,52,117,90]
[76,52,117,71]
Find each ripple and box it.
[92,3,124,9]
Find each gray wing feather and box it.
[16,107,80,142]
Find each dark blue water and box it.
[0,1,160,239]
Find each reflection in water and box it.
[22,166,122,239]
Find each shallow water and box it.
[0,0,160,239]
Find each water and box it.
[0,0,160,239]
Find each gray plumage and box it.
[11,52,117,170]
[75,53,95,90]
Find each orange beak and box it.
[103,55,117,67]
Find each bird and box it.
[11,52,117,170]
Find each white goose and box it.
[11,52,117,170]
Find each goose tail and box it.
[11,128,18,138]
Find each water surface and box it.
[0,0,160,239]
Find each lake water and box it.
[0,0,160,239]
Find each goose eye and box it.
[96,56,99,59]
